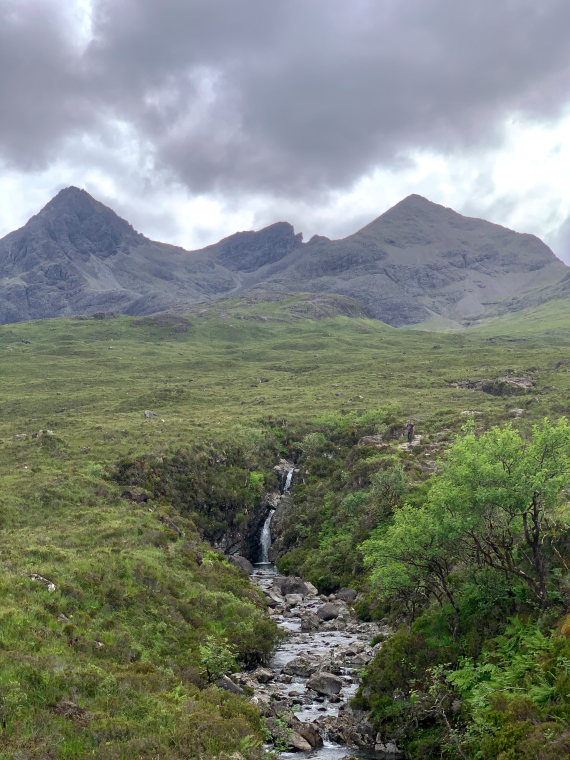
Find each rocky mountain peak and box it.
[8,187,143,265]
[212,221,303,272]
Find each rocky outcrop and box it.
[447,375,535,396]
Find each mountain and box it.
[0,188,567,326]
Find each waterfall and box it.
[258,466,295,565]
[283,468,294,492]
[259,509,276,564]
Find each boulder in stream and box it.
[306,671,343,696]
[317,602,344,620]
[300,612,321,632]
[280,577,309,596]
[283,655,321,678]
[252,667,274,684]
[290,716,323,748]
[288,732,312,751]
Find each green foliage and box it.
[3,298,570,757]
[364,419,570,621]
[198,635,238,682]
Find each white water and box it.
[283,468,294,492]
[259,509,276,564]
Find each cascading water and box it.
[258,467,295,565]
[259,509,276,564]
[283,468,294,493]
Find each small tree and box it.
[365,419,570,615]
[198,635,237,683]
[428,418,570,607]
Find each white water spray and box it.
[259,509,276,564]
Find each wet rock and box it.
[267,590,285,606]
[253,668,274,684]
[336,588,358,602]
[283,655,320,678]
[288,732,312,751]
[300,612,321,632]
[317,602,344,621]
[280,577,309,596]
[375,737,404,756]
[227,555,255,574]
[306,672,343,696]
[285,594,304,606]
[290,717,323,749]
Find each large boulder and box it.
[280,577,309,596]
[216,675,245,695]
[227,555,255,574]
[316,602,343,621]
[290,718,323,748]
[283,655,321,678]
[252,667,274,684]
[336,588,358,602]
[306,672,343,696]
[288,732,312,751]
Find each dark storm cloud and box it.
[2,0,570,196]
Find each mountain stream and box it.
[233,467,398,759]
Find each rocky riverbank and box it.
[230,567,401,758]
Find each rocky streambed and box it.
[231,566,401,759]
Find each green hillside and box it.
[2,294,570,758]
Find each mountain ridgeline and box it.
[0,187,567,327]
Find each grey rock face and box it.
[1,188,568,327]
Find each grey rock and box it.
[283,655,320,678]
[289,718,323,748]
[300,612,321,632]
[1,188,567,329]
[285,594,304,606]
[317,602,344,621]
[280,577,309,596]
[336,588,358,602]
[288,732,312,752]
[252,668,274,684]
[216,675,244,695]
[306,672,343,696]
[227,554,255,575]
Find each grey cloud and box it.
[0,1,98,168]
[2,0,570,200]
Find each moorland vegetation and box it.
[2,294,570,758]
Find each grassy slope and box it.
[2,295,570,757]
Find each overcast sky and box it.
[2,0,570,262]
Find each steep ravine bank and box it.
[233,567,398,758]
